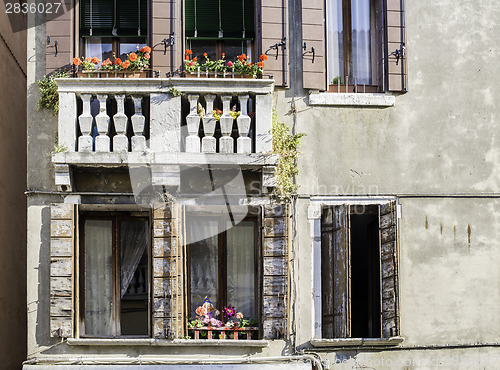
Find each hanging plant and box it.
[272,109,305,200]
[37,70,69,116]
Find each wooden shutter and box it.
[262,204,289,339]
[50,203,76,338]
[151,0,182,76]
[379,201,399,337]
[260,0,289,87]
[332,205,350,338]
[301,0,326,90]
[320,207,335,338]
[46,1,73,75]
[152,201,184,338]
[385,0,407,91]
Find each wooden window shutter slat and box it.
[301,1,326,90]
[151,1,182,76]
[333,205,350,338]
[385,0,407,91]
[46,4,73,75]
[262,204,289,339]
[320,207,335,338]
[260,0,289,86]
[152,201,183,339]
[379,201,399,337]
[50,203,76,338]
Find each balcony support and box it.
[131,96,146,152]
[113,94,129,152]
[202,94,217,153]
[186,94,201,153]
[95,94,110,152]
[219,95,234,153]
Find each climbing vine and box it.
[37,70,68,115]
[272,109,305,200]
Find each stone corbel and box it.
[262,166,277,193]
[54,163,72,192]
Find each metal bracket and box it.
[47,36,58,56]
[302,42,315,63]
[390,43,405,66]
[265,37,286,60]
[161,33,175,55]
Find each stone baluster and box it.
[237,95,252,153]
[131,96,146,151]
[78,94,93,152]
[94,94,110,152]
[201,94,216,153]
[113,94,129,152]
[219,95,234,153]
[186,94,201,153]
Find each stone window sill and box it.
[310,337,404,347]
[308,92,395,107]
[67,338,269,347]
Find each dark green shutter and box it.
[80,0,147,37]
[185,0,255,39]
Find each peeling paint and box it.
[467,224,472,250]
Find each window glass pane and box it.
[119,38,147,60]
[120,219,149,336]
[222,40,250,63]
[188,218,219,316]
[326,0,343,84]
[351,0,372,84]
[226,221,255,319]
[188,39,217,61]
[84,220,113,336]
[85,37,113,63]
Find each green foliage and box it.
[169,86,183,97]
[332,76,342,84]
[37,70,68,115]
[272,110,305,200]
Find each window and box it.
[79,0,148,61]
[80,212,150,337]
[320,201,399,339]
[327,0,377,88]
[186,213,259,326]
[184,0,255,62]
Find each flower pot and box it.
[76,70,146,78]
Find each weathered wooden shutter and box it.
[260,0,289,87]
[332,205,350,338]
[152,201,184,338]
[320,207,335,338]
[379,201,399,337]
[262,204,289,339]
[301,0,326,90]
[376,0,385,91]
[50,203,76,338]
[151,0,182,76]
[46,3,74,75]
[385,0,407,91]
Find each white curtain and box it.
[85,38,113,62]
[85,220,113,336]
[226,221,255,318]
[188,218,219,315]
[120,220,148,298]
[351,0,372,84]
[327,0,343,84]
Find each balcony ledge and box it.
[52,152,278,168]
[310,337,404,347]
[308,92,395,107]
[67,338,269,347]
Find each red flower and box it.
[203,52,208,58]
[144,53,150,59]
[193,57,197,62]
[115,58,122,65]
[222,52,225,57]
[91,57,100,64]
[73,57,81,66]
[185,55,190,60]
[260,54,268,61]
[186,49,193,55]
[189,61,194,66]
[257,61,264,68]
[238,54,247,62]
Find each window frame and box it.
[185,213,261,332]
[78,211,151,339]
[308,197,402,344]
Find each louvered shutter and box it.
[262,204,289,339]
[385,0,407,91]
[301,0,326,90]
[151,0,182,76]
[379,201,399,337]
[152,202,184,339]
[260,0,288,87]
[45,2,73,75]
[50,203,76,338]
[320,207,335,338]
[333,205,350,338]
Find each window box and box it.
[189,326,259,340]
[76,71,147,78]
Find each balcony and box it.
[52,78,277,191]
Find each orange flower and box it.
[91,57,100,64]
[115,58,122,65]
[203,52,208,58]
[185,55,190,60]
[258,61,264,68]
[73,57,81,66]
[249,62,253,66]
[193,57,197,62]
[222,52,225,57]
[140,46,151,53]
[85,57,91,63]
[101,58,112,66]
[122,60,130,69]
[237,53,247,62]
[186,49,193,55]
[260,54,268,61]
[129,52,138,61]
[144,53,150,60]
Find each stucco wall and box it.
[0,4,27,370]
